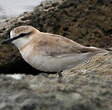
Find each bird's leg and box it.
[57,72,63,78]
[57,71,63,83]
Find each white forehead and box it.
[10,30,15,38]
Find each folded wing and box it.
[35,33,105,57]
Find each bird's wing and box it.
[35,33,100,57]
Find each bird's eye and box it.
[18,32,31,38]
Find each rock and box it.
[0,52,112,110]
[0,0,112,109]
[0,0,112,73]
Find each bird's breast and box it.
[19,46,57,71]
[20,46,34,61]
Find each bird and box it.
[1,25,108,73]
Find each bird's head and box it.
[1,25,40,49]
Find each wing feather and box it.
[35,33,102,56]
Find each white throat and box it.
[12,38,30,50]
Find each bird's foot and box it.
[57,72,63,83]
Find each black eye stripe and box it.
[0,32,32,44]
[18,32,31,38]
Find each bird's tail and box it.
[82,46,108,53]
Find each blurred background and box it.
[0,0,45,18]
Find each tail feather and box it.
[81,46,108,53]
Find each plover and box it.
[1,26,108,72]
